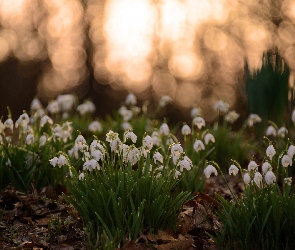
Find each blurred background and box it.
[0,0,295,123]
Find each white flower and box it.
[284,177,292,185]
[68,145,79,159]
[49,157,58,167]
[174,170,181,179]
[171,144,183,157]
[181,124,191,135]
[190,107,201,118]
[178,156,192,171]
[91,150,104,162]
[47,100,60,114]
[281,154,292,168]
[247,114,262,127]
[142,135,153,153]
[125,93,137,106]
[254,172,263,188]
[214,100,229,114]
[15,113,30,128]
[57,94,76,112]
[121,122,133,131]
[75,135,87,151]
[224,111,240,124]
[39,135,47,147]
[193,116,205,129]
[110,138,122,152]
[204,133,215,145]
[166,138,175,146]
[78,172,85,180]
[153,151,163,164]
[118,106,133,121]
[83,159,100,171]
[124,131,137,143]
[204,165,218,178]
[292,109,295,123]
[126,146,140,165]
[277,127,288,138]
[30,98,43,111]
[229,165,239,176]
[265,171,276,185]
[193,140,205,152]
[262,162,272,173]
[88,121,103,133]
[25,134,34,145]
[266,125,277,137]
[243,173,251,184]
[266,145,276,160]
[77,100,96,115]
[4,118,14,131]
[159,95,172,107]
[106,130,119,142]
[288,145,295,158]
[159,123,169,135]
[248,160,258,172]
[57,155,68,168]
[40,115,53,128]
[151,131,161,146]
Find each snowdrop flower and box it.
[265,171,276,185]
[193,140,205,152]
[106,130,119,142]
[204,133,215,145]
[247,114,262,127]
[57,94,76,112]
[118,106,133,121]
[131,106,141,116]
[57,154,68,168]
[39,135,47,147]
[281,154,292,168]
[15,113,30,128]
[224,111,240,124]
[91,150,104,162]
[124,131,137,143]
[159,123,169,136]
[125,93,137,106]
[159,95,172,107]
[248,160,258,172]
[77,100,96,115]
[49,157,58,167]
[292,109,295,124]
[243,173,251,184]
[262,162,272,173]
[90,140,105,154]
[151,131,161,146]
[4,118,14,131]
[174,170,181,179]
[25,134,34,145]
[142,135,153,151]
[178,156,192,171]
[193,116,205,129]
[52,125,62,141]
[121,122,133,131]
[229,164,239,176]
[83,159,100,171]
[78,172,85,180]
[277,127,288,138]
[75,135,87,151]
[214,100,229,114]
[40,115,53,128]
[110,138,122,152]
[171,143,183,164]
[284,177,292,185]
[190,107,202,118]
[47,100,59,114]
[204,165,218,178]
[166,137,175,146]
[254,172,263,188]
[288,145,295,158]
[68,145,79,159]
[126,146,140,165]
[266,125,277,137]
[30,98,43,111]
[153,151,163,164]
[88,121,103,133]
[181,124,191,135]
[266,145,276,160]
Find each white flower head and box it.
[193,139,205,152]
[39,134,48,147]
[178,156,192,172]
[49,157,58,167]
[181,124,191,135]
[254,172,263,188]
[47,100,60,114]
[57,94,76,112]
[159,95,172,108]
[159,123,169,136]
[118,106,133,121]
[40,115,53,128]
[4,118,14,131]
[68,145,79,159]
[277,127,288,138]
[57,154,68,168]
[243,173,251,184]
[78,172,85,180]
[25,134,34,145]
[281,154,292,168]
[151,131,161,146]
[229,164,239,176]
[262,161,272,173]
[190,106,202,118]
[193,116,205,129]
[83,159,100,171]
[30,98,43,111]
[204,165,218,178]
[124,131,137,143]
[88,121,103,133]
[284,177,292,185]
[288,145,295,158]
[171,143,183,157]
[266,145,276,160]
[214,100,229,114]
[106,130,119,142]
[121,122,133,131]
[266,125,277,137]
[15,112,30,128]
[125,93,137,106]
[153,151,163,164]
[143,135,153,151]
[247,114,262,127]
[248,160,258,172]
[265,171,276,185]
[75,134,87,151]
[126,146,140,165]
[224,111,240,124]
[204,133,215,145]
[174,170,181,179]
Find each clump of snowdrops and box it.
[53,130,191,249]
[204,139,295,250]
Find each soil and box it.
[0,175,243,250]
